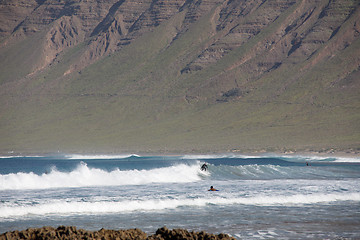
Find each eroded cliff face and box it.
[1,0,118,72]
[0,0,359,153]
[1,0,358,78]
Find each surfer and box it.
[208,186,218,191]
[201,163,208,171]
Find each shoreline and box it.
[1,148,359,158]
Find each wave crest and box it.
[0,162,202,190]
[2,193,359,219]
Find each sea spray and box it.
[0,162,202,190]
[1,189,359,218]
[1,154,359,239]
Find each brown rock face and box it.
[0,226,235,240]
[1,0,358,77]
[0,0,359,153]
[150,226,235,240]
[0,0,39,42]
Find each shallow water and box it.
[1,154,359,239]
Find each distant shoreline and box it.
[1,148,359,158]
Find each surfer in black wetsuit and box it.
[201,163,208,171]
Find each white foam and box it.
[0,198,205,218]
[279,154,360,163]
[0,155,44,159]
[0,162,202,190]
[225,192,360,205]
[184,153,360,162]
[65,154,140,159]
[0,156,23,159]
[1,193,359,219]
[0,154,138,159]
[181,154,262,160]
[182,154,230,159]
[332,157,360,163]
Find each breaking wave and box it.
[1,158,358,191]
[0,162,203,190]
[1,192,360,219]
[65,154,140,160]
[182,154,360,163]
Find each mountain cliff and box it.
[0,0,359,154]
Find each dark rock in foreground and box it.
[0,226,236,240]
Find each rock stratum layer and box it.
[0,0,359,154]
[0,226,235,240]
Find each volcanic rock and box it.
[0,226,236,240]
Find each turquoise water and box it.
[1,154,360,239]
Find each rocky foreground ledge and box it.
[0,226,236,240]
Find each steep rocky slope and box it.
[0,0,359,154]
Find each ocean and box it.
[0,154,359,239]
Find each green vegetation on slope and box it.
[0,0,359,154]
